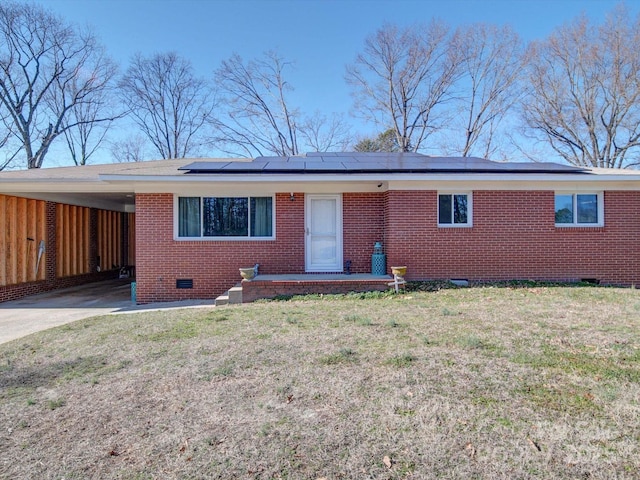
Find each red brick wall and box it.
[135,189,640,303]
[384,190,640,285]
[135,192,387,303]
[343,193,385,273]
[136,193,305,303]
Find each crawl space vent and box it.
[176,279,193,289]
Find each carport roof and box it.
[0,158,231,181]
[0,158,231,210]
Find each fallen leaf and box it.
[179,438,189,453]
[383,455,392,469]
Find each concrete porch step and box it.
[214,294,229,306]
[215,284,243,306]
[228,285,243,304]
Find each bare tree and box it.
[447,23,525,158]
[213,51,352,157]
[119,52,213,159]
[109,134,149,163]
[299,113,353,152]
[0,1,118,169]
[521,7,640,168]
[346,22,462,153]
[61,102,111,166]
[57,57,121,165]
[0,116,15,170]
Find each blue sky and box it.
[35,0,637,164]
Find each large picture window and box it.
[438,193,471,227]
[555,193,602,226]
[177,196,274,239]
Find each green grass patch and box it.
[517,383,601,413]
[319,348,358,365]
[147,319,201,341]
[512,343,640,383]
[46,398,66,410]
[384,353,416,368]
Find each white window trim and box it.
[554,192,604,227]
[173,194,276,241]
[437,192,473,228]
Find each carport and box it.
[0,162,137,303]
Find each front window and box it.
[438,193,471,226]
[555,193,602,226]
[177,196,274,239]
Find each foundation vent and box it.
[176,279,193,289]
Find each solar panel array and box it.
[178,152,587,175]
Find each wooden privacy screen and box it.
[0,195,47,286]
[56,206,130,278]
[2,197,133,283]
[56,204,91,277]
[97,210,123,272]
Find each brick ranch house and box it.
[0,152,639,304]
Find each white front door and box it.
[305,194,343,272]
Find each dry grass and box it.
[1,285,640,479]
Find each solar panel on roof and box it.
[262,161,304,171]
[179,153,588,175]
[177,161,232,172]
[221,161,269,171]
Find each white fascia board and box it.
[0,191,133,212]
[100,173,640,193]
[99,173,383,183]
[2,172,639,194]
[387,174,640,191]
[0,179,124,193]
[100,175,384,195]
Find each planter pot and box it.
[239,267,256,281]
[391,266,407,277]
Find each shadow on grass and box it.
[0,354,123,393]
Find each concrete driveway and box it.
[0,279,215,345]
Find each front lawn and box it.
[1,286,639,479]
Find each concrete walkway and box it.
[0,279,215,345]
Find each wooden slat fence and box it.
[3,196,134,283]
[97,210,123,272]
[56,204,91,277]
[0,194,47,286]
